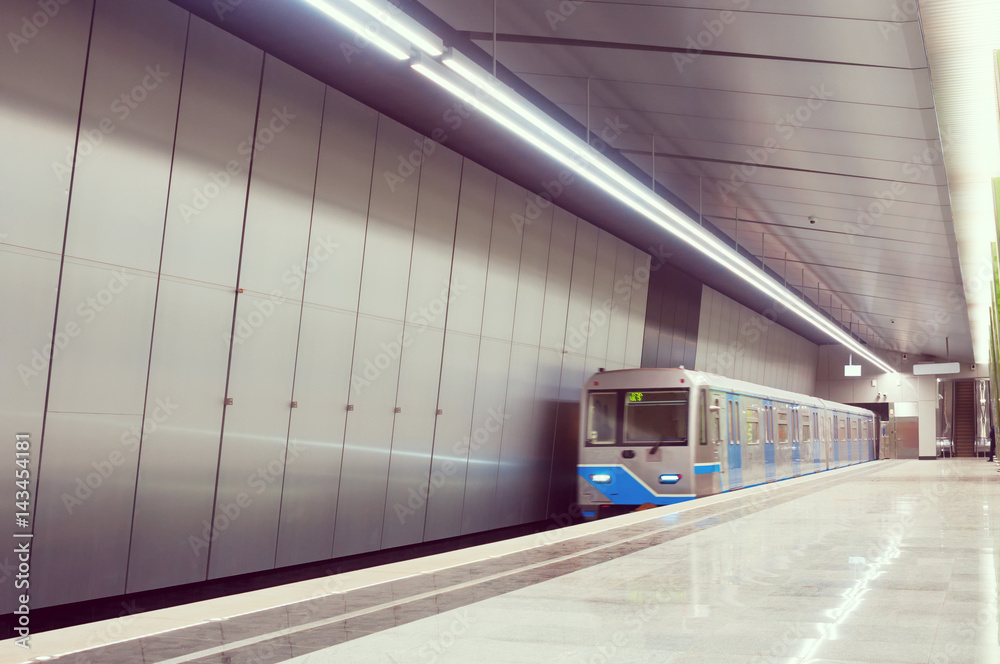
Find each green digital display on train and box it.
[629,392,643,402]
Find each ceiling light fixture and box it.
[300,0,411,60]
[315,1,898,375]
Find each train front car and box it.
[577,368,703,517]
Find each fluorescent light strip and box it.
[421,62,895,372]
[328,2,895,373]
[345,0,443,56]
[301,0,410,60]
[441,57,891,364]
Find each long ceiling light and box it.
[305,1,898,375]
[301,0,410,60]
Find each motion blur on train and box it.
[578,368,876,517]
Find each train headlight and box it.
[589,473,612,484]
[659,474,682,484]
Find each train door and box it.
[846,415,853,465]
[776,404,791,480]
[791,407,801,477]
[831,414,840,468]
[811,410,820,473]
[744,399,763,488]
[763,399,776,482]
[726,394,742,490]
[824,413,832,469]
[704,390,727,496]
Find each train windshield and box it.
[624,390,688,445]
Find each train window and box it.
[802,416,811,443]
[586,392,617,445]
[838,417,846,442]
[624,390,688,445]
[746,409,760,445]
[777,411,789,444]
[851,421,858,441]
[712,399,722,444]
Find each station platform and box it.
[6,459,1000,664]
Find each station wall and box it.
[693,286,819,395]
[0,0,652,610]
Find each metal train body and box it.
[577,368,876,515]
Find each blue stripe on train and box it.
[578,466,696,506]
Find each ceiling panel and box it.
[417,0,973,361]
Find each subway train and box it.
[578,368,876,516]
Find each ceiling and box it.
[919,0,1000,366]
[416,0,976,362]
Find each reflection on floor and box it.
[9,459,1000,664]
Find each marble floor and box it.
[7,459,1000,664]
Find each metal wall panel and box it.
[234,58,325,301]
[28,0,188,600]
[208,57,324,579]
[656,287,677,368]
[332,316,405,558]
[605,241,634,366]
[586,230,618,360]
[625,252,651,368]
[274,306,355,567]
[683,290,702,370]
[355,116,423,321]
[299,88,378,311]
[495,345,541,527]
[733,308,748,381]
[442,161,495,336]
[521,348,563,522]
[548,352,586,515]
[45,262,157,415]
[423,331,481,541]
[511,200,553,347]
[564,222,599,357]
[0,0,91,252]
[381,140,462,550]
[0,0,92,614]
[538,209,577,351]
[401,142,463,325]
[0,250,63,613]
[273,90,379,566]
[381,327,446,549]
[208,295,301,579]
[480,178,526,341]
[461,338,512,534]
[332,131,426,555]
[31,413,142,607]
[158,18,262,287]
[61,0,187,273]
[127,17,261,594]
[126,281,235,592]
